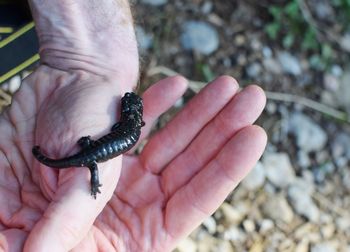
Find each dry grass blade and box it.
[147,65,350,123]
[0,88,11,105]
[147,66,206,93]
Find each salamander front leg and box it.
[78,136,94,149]
[87,162,102,199]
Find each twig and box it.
[147,65,350,123]
[147,66,206,93]
[264,91,349,122]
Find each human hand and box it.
[0,1,266,251]
[0,70,266,251]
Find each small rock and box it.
[297,72,313,87]
[288,113,328,153]
[277,51,302,76]
[292,178,315,195]
[263,58,282,75]
[288,183,320,222]
[324,74,339,92]
[237,53,247,66]
[302,170,314,184]
[295,239,309,252]
[135,26,153,51]
[222,226,246,242]
[174,97,184,108]
[207,13,224,26]
[313,162,335,183]
[294,223,316,240]
[262,46,273,58]
[246,62,262,78]
[314,1,333,19]
[332,133,350,160]
[213,240,234,252]
[297,151,311,169]
[279,238,295,251]
[201,1,213,14]
[315,150,329,163]
[176,238,197,252]
[251,38,262,51]
[250,240,264,252]
[9,75,21,93]
[242,219,255,233]
[331,65,343,77]
[321,224,335,239]
[340,33,350,52]
[234,35,246,46]
[202,216,216,234]
[220,202,245,225]
[262,194,294,224]
[197,235,217,252]
[180,21,219,55]
[259,219,274,234]
[140,0,167,6]
[335,216,350,232]
[311,242,337,252]
[241,161,266,190]
[266,101,277,114]
[319,213,333,224]
[263,152,295,188]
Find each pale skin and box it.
[0,0,267,251]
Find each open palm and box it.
[0,1,267,250]
[0,65,266,251]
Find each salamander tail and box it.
[32,146,72,168]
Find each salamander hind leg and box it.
[77,136,94,149]
[87,162,102,199]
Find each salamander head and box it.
[121,92,145,127]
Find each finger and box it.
[140,76,239,173]
[165,125,267,239]
[140,75,188,141]
[162,85,266,196]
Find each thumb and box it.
[23,157,122,252]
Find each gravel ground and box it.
[1,1,350,251]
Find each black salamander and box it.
[32,92,145,198]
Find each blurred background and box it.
[134,1,350,251]
[1,0,350,251]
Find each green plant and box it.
[264,0,336,70]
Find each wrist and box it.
[28,0,139,84]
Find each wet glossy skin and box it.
[32,92,145,198]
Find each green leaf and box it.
[201,64,214,83]
[283,33,295,48]
[265,22,281,40]
[268,6,282,20]
[321,43,333,60]
[301,28,318,50]
[309,54,326,70]
[284,0,300,19]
